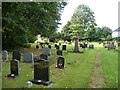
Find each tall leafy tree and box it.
[2,2,67,49]
[62,4,97,40]
[95,26,112,41]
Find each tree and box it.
[95,26,112,41]
[62,4,97,41]
[107,35,112,41]
[2,2,67,50]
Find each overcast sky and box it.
[58,0,119,32]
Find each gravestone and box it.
[40,43,44,48]
[108,42,114,50]
[48,45,51,49]
[80,44,83,47]
[42,48,50,56]
[36,45,39,49]
[73,38,80,52]
[56,56,65,69]
[31,59,52,85]
[23,52,34,63]
[54,44,58,48]
[62,45,66,50]
[40,54,48,60]
[57,50,62,56]
[56,45,59,50]
[12,50,21,61]
[85,44,87,48]
[82,44,86,48]
[2,50,8,61]
[7,59,20,78]
[89,44,94,49]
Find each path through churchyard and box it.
[90,49,106,88]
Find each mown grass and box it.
[101,47,118,88]
[2,42,118,88]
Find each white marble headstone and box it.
[23,52,34,63]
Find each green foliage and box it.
[2,2,66,50]
[107,35,112,41]
[62,4,97,40]
[23,43,31,48]
[95,26,112,41]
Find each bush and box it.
[23,43,31,48]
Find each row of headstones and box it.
[80,43,94,49]
[7,56,65,86]
[2,50,34,63]
[36,42,67,50]
[5,48,65,86]
[2,47,52,62]
[103,42,115,50]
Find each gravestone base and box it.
[55,65,65,69]
[73,51,84,53]
[7,74,19,78]
[30,79,52,86]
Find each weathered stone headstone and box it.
[108,42,115,50]
[40,54,48,60]
[62,45,66,50]
[56,56,64,69]
[73,38,80,52]
[31,59,52,85]
[23,52,34,63]
[8,59,20,78]
[2,50,8,61]
[42,48,50,56]
[57,50,62,56]
[12,50,21,61]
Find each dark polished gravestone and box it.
[85,44,88,48]
[12,50,21,61]
[57,50,62,56]
[62,45,66,50]
[56,45,59,50]
[48,45,51,49]
[80,44,83,47]
[40,54,48,60]
[56,56,65,69]
[36,45,39,49]
[89,44,94,49]
[54,44,58,48]
[7,59,20,78]
[82,44,86,48]
[30,59,52,86]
